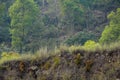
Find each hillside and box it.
[0,44,120,80]
[0,0,120,53]
[0,0,120,80]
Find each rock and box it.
[28,66,38,71]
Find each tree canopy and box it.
[9,0,41,52]
[0,0,120,53]
[99,8,120,44]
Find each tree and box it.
[99,8,120,44]
[0,2,10,44]
[59,0,103,30]
[65,31,97,45]
[60,0,85,29]
[9,0,42,53]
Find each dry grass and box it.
[0,41,120,65]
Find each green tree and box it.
[59,0,104,30]
[0,2,10,44]
[99,8,120,44]
[65,31,97,45]
[60,0,85,29]
[9,0,41,53]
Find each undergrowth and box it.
[0,41,120,65]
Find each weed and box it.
[53,57,60,68]
[43,61,51,70]
[85,60,93,72]
[19,61,25,72]
[74,54,81,65]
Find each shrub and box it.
[83,40,100,50]
[65,31,97,45]
[53,57,61,68]
[69,45,84,53]
[43,61,51,70]
[85,60,93,72]
[74,54,81,65]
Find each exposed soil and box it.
[0,48,120,80]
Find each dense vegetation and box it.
[0,0,120,53]
[0,0,120,80]
[99,8,120,44]
[0,42,120,80]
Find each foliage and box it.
[99,8,120,44]
[53,57,60,68]
[43,61,51,70]
[74,54,81,65]
[9,0,42,53]
[0,0,120,53]
[85,59,93,72]
[0,2,10,43]
[60,0,85,27]
[84,40,100,49]
[65,31,96,45]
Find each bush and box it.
[65,31,97,45]
[83,40,100,49]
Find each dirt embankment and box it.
[0,48,120,80]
